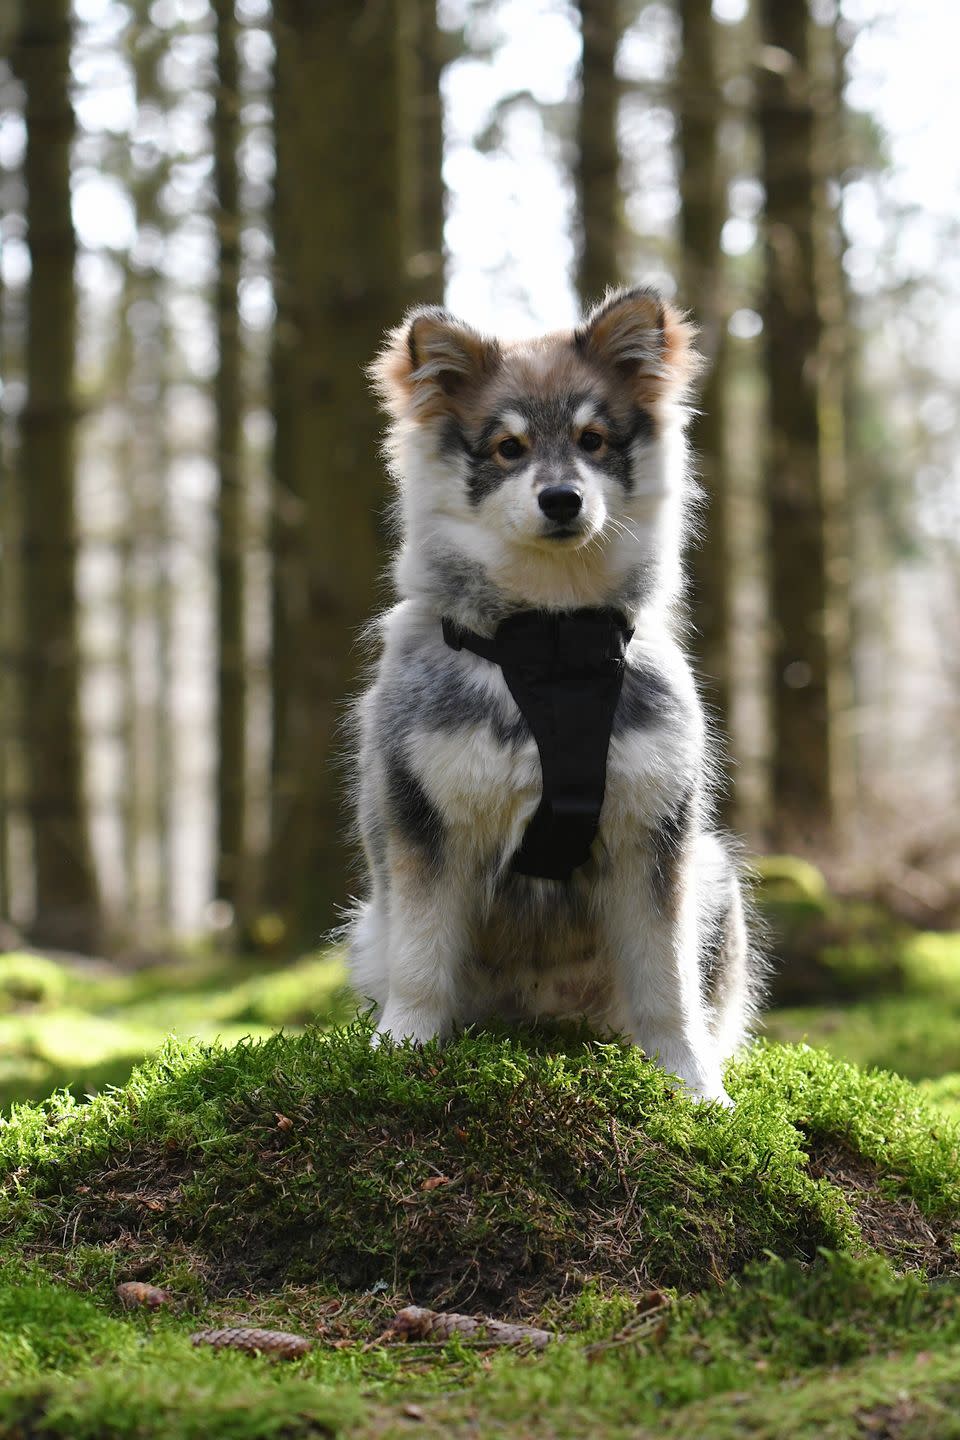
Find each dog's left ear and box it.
[576,287,701,406]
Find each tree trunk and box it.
[119,9,173,941]
[756,0,835,846]
[15,0,102,952]
[676,0,732,750]
[399,0,445,308]
[213,0,247,918]
[574,0,623,305]
[0,89,11,929]
[812,11,855,829]
[0,248,13,931]
[265,0,407,949]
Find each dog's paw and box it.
[688,1084,735,1110]
[372,1005,445,1048]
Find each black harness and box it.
[442,608,634,883]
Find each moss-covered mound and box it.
[1,1024,958,1309]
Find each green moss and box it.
[0,1249,957,1438]
[753,855,832,906]
[0,1324,361,1439]
[917,1073,960,1122]
[0,1026,957,1311]
[748,858,956,1007]
[0,1024,957,1437]
[0,1278,140,1380]
[766,992,960,1085]
[0,954,70,1013]
[0,949,351,1112]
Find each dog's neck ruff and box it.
[442,608,634,882]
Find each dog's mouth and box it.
[541,522,587,543]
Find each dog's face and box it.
[371,288,700,606]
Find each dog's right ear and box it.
[370,307,502,422]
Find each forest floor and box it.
[0,863,958,1438]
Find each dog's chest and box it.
[408,721,541,855]
[409,704,691,853]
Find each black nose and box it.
[538,485,583,523]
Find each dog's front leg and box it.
[374,844,470,1046]
[600,845,731,1106]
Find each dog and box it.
[347,286,760,1105]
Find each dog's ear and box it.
[370,307,502,422]
[576,287,701,406]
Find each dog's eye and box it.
[497,437,524,461]
[579,430,604,453]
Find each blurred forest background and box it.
[1,0,960,1112]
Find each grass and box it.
[0,1022,956,1437]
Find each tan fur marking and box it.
[370,288,702,458]
[659,303,703,402]
[388,841,432,891]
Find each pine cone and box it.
[116,1282,171,1310]
[386,1306,553,1350]
[190,1327,312,1359]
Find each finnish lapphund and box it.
[347,287,760,1106]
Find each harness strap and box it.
[442,608,634,882]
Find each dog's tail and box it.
[695,831,767,1058]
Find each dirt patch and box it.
[806,1138,960,1278]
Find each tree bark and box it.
[676,0,732,750]
[213,0,247,917]
[574,0,623,305]
[265,0,407,948]
[399,0,445,309]
[15,0,102,951]
[119,9,174,939]
[813,11,855,828]
[0,68,12,928]
[756,0,835,845]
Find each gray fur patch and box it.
[612,661,678,737]
[699,877,734,1002]
[379,641,528,748]
[425,552,516,634]
[384,751,444,867]
[650,790,695,913]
